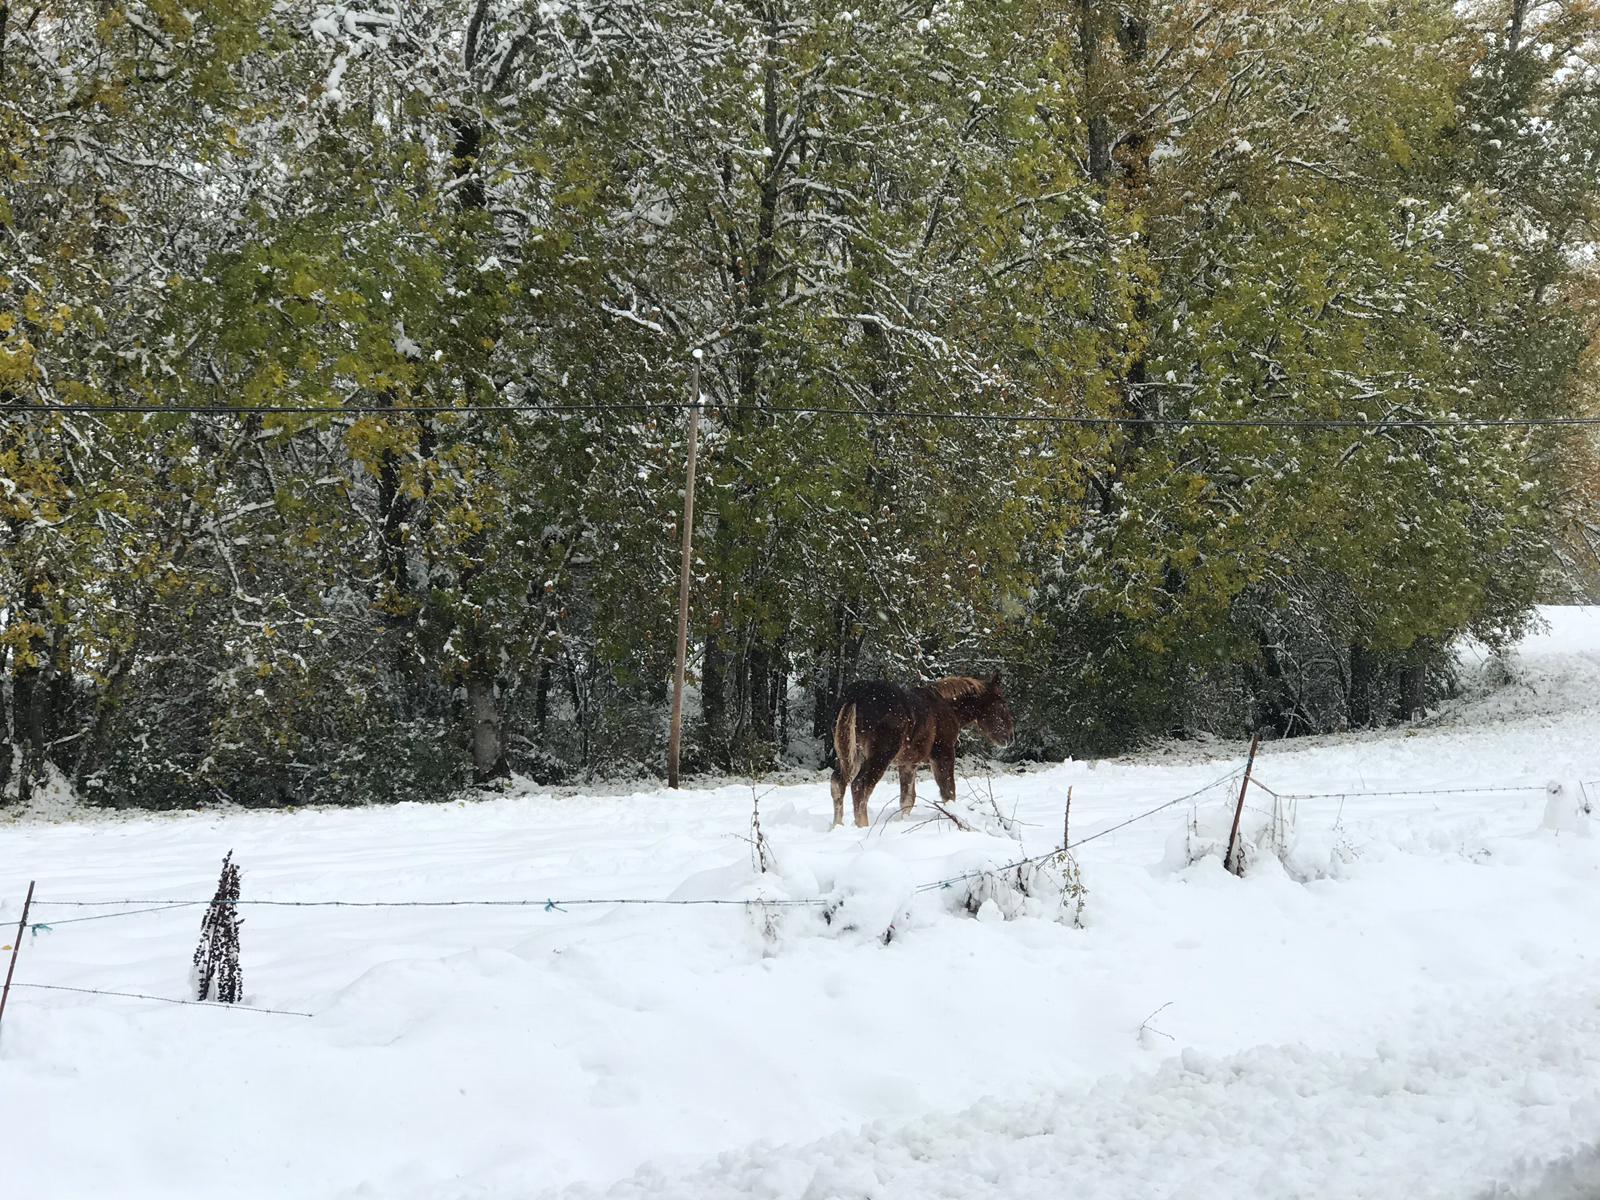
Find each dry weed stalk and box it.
[747,787,780,951]
[749,787,775,875]
[1137,1001,1175,1046]
[193,851,243,1003]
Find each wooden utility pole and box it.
[1224,733,1262,876]
[0,880,36,1044]
[667,354,703,788]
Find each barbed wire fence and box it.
[0,743,1583,1032]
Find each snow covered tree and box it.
[1,0,1593,801]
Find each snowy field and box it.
[5,609,1600,1200]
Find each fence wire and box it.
[10,981,312,1018]
[4,762,1578,1025]
[17,769,1559,924]
[28,895,828,913]
[1261,783,1548,800]
[915,765,1247,894]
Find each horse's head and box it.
[976,672,1015,746]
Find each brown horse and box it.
[829,673,1014,829]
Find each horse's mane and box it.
[928,676,988,702]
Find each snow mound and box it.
[940,850,1086,926]
[544,984,1600,1200]
[814,850,915,944]
[1164,791,1296,876]
[9,609,1600,1200]
[1539,781,1594,837]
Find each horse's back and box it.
[837,679,917,727]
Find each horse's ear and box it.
[989,671,1003,688]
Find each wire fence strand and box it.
[1262,783,1548,800]
[10,770,1570,946]
[24,902,202,929]
[28,896,828,911]
[914,765,1246,893]
[5,765,1574,1026]
[11,981,312,1018]
[26,769,1246,920]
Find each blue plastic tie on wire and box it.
[29,923,52,937]
[544,899,565,913]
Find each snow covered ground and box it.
[4,608,1600,1200]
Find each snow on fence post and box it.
[1224,734,1262,877]
[0,880,37,1044]
[193,852,243,1003]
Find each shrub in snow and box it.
[747,794,783,951]
[815,851,915,945]
[950,850,1086,927]
[749,792,777,875]
[1540,781,1593,837]
[192,851,243,1003]
[1171,792,1297,876]
[928,774,1027,844]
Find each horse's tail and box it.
[833,700,860,780]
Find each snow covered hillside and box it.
[4,609,1600,1200]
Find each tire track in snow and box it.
[526,984,1600,1200]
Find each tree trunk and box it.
[776,647,788,755]
[699,17,788,773]
[0,645,12,804]
[0,0,11,90]
[1507,0,1530,53]
[747,642,774,747]
[1252,627,1309,737]
[466,662,507,784]
[1078,0,1114,186]
[73,641,138,790]
[1396,657,1428,721]
[811,657,835,743]
[534,659,552,740]
[13,670,41,806]
[817,603,864,766]
[702,633,728,767]
[46,619,71,749]
[12,578,50,805]
[562,653,590,769]
[375,410,414,603]
[1348,642,1375,728]
[450,116,486,212]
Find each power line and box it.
[0,399,1593,431]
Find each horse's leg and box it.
[932,743,957,806]
[830,700,861,829]
[851,745,895,828]
[898,763,918,816]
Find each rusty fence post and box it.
[0,880,37,1044]
[1224,734,1262,877]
